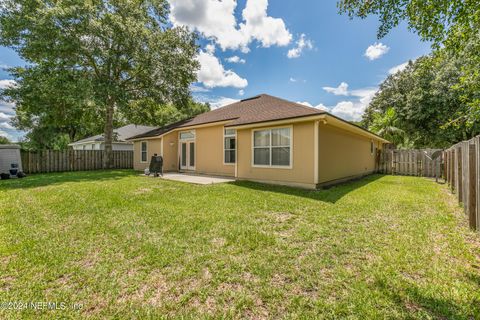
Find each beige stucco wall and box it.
[133,138,162,171]
[132,119,385,189]
[133,124,235,176]
[318,123,383,185]
[236,121,316,188]
[194,125,235,177]
[162,131,179,172]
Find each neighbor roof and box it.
[129,94,326,140]
[69,124,156,145]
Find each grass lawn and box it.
[0,171,479,319]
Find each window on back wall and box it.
[253,127,291,167]
[370,141,374,155]
[141,141,147,162]
[224,128,236,164]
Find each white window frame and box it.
[179,130,196,141]
[223,128,236,165]
[251,125,293,169]
[140,141,148,163]
[178,130,196,170]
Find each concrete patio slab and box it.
[159,173,235,185]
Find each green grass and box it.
[0,171,479,319]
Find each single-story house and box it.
[68,124,156,151]
[128,94,389,189]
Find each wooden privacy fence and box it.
[20,150,133,174]
[444,136,479,231]
[378,149,443,178]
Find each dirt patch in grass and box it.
[132,188,152,195]
[211,237,226,248]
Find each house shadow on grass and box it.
[0,169,136,190]
[374,278,480,319]
[230,174,384,204]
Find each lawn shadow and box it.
[0,169,136,190]
[230,174,384,204]
[374,277,480,319]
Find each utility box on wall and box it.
[0,145,22,175]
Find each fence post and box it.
[451,149,455,192]
[468,143,477,230]
[451,150,455,189]
[457,146,463,203]
[476,136,480,232]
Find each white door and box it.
[180,141,195,170]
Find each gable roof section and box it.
[128,94,389,143]
[129,94,325,140]
[69,124,157,145]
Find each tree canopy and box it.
[363,52,479,148]
[0,0,204,163]
[338,0,480,146]
[0,135,10,144]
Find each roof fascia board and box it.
[324,114,390,143]
[227,115,326,130]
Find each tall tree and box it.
[0,136,10,144]
[364,54,477,148]
[337,0,479,45]
[125,97,210,127]
[2,65,103,150]
[0,0,199,166]
[369,108,405,146]
[338,0,480,135]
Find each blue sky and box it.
[0,0,432,142]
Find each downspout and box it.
[314,120,320,186]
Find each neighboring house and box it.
[128,94,389,189]
[69,124,156,151]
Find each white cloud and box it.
[0,122,14,129]
[329,88,378,121]
[238,89,245,96]
[190,84,210,93]
[168,0,292,52]
[226,56,246,64]
[298,87,378,121]
[194,95,239,110]
[0,79,16,89]
[210,97,239,109]
[388,61,409,74]
[205,43,216,54]
[0,129,12,140]
[197,50,248,88]
[0,100,15,115]
[364,42,389,60]
[287,34,313,59]
[350,88,377,105]
[322,82,349,96]
[330,101,362,121]
[0,112,11,121]
[297,101,329,111]
[289,77,297,82]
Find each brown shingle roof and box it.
[129,94,325,139]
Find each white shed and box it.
[0,145,22,175]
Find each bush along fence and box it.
[378,148,443,178]
[444,136,479,231]
[20,150,133,174]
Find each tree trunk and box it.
[103,97,115,169]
